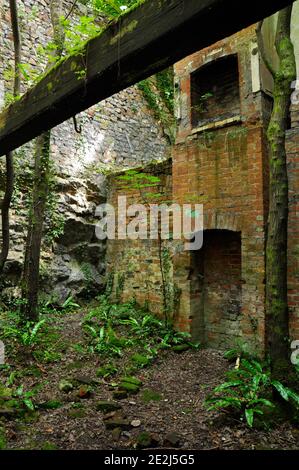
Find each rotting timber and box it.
[0,0,294,156]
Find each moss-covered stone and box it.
[77,385,92,399]
[96,401,122,412]
[113,390,128,400]
[120,376,142,387]
[58,379,74,393]
[104,417,131,430]
[68,408,86,419]
[96,364,117,378]
[141,389,162,403]
[38,400,62,410]
[172,344,190,353]
[0,385,12,398]
[119,381,140,394]
[41,441,58,450]
[136,431,159,449]
[131,353,150,367]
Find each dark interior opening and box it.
[191,54,241,128]
[190,229,242,348]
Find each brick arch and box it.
[203,211,242,233]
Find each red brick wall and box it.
[172,26,268,354]
[172,24,299,353]
[104,24,299,355]
[172,126,267,354]
[175,26,264,142]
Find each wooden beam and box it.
[0,0,294,155]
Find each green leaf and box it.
[286,389,299,406]
[99,326,105,341]
[206,397,241,411]
[242,359,262,374]
[83,325,98,338]
[23,398,35,411]
[272,380,290,401]
[248,398,274,408]
[272,381,299,407]
[245,408,254,427]
[214,381,243,392]
[16,385,23,397]
[30,319,46,342]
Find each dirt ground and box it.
[1,310,299,450]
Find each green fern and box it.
[204,357,299,428]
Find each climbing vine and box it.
[138,71,175,143]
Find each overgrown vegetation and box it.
[206,356,299,428]
[138,71,175,143]
[2,0,143,100]
[112,167,178,322]
[0,306,64,364]
[81,296,197,369]
[0,0,299,452]
[0,294,197,440]
[0,291,196,368]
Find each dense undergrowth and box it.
[0,296,299,450]
[0,296,197,432]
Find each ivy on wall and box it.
[138,69,175,144]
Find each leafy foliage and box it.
[1,314,46,347]
[81,296,198,365]
[3,0,144,105]
[59,15,102,55]
[155,69,174,114]
[138,75,175,143]
[205,357,299,427]
[92,0,140,18]
[0,306,65,363]
[120,314,163,337]
[0,377,41,416]
[0,425,6,450]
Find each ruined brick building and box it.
[107,10,299,355]
[172,16,299,354]
[0,1,298,356]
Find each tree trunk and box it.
[265,6,296,381]
[21,132,51,320]
[0,0,21,274]
[21,0,65,320]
